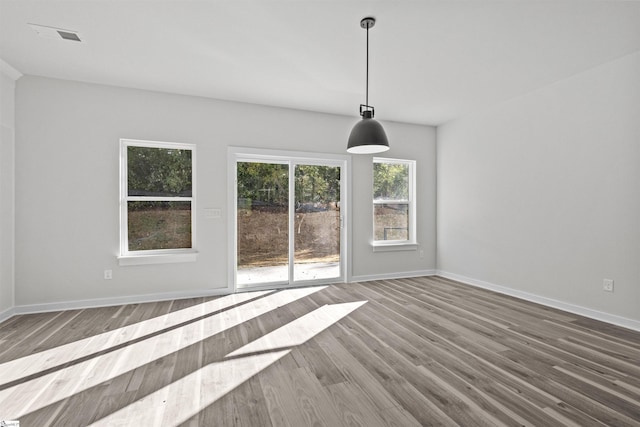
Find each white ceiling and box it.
[1,1,639,125]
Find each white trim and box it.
[371,242,419,252]
[230,146,350,164]
[0,306,16,325]
[437,270,640,332]
[6,271,638,334]
[12,287,232,316]
[0,58,22,80]
[288,161,295,283]
[344,155,353,283]
[351,269,437,283]
[117,252,198,266]
[227,152,237,292]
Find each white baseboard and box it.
[0,306,16,325]
[12,287,233,317]
[5,271,638,333]
[2,272,438,321]
[437,270,640,332]
[351,269,437,283]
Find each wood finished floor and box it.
[1,276,639,426]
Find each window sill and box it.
[371,242,418,252]
[118,252,198,266]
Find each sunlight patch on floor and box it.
[0,291,271,386]
[89,301,367,426]
[0,286,326,420]
[227,301,365,358]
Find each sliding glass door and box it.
[293,164,341,282]
[234,153,345,290]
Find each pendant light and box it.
[347,17,389,154]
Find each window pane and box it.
[374,203,408,241]
[294,165,341,281]
[236,162,289,285]
[128,146,192,197]
[373,162,409,200]
[128,201,191,251]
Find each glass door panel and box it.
[236,162,289,287]
[234,157,344,290]
[293,165,341,282]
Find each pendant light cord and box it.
[365,24,369,109]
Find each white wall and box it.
[14,76,436,307]
[438,52,640,325]
[351,125,436,281]
[0,60,19,319]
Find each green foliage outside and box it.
[295,165,340,204]
[128,146,192,197]
[373,162,409,200]
[237,161,408,204]
[236,163,341,206]
[237,162,289,205]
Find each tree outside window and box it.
[373,158,416,243]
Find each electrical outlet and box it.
[104,269,112,280]
[419,250,424,258]
[603,279,614,292]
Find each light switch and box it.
[204,208,221,219]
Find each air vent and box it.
[58,30,81,42]
[28,23,84,43]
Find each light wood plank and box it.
[1,276,639,426]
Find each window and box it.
[119,139,196,265]
[372,157,416,250]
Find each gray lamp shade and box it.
[347,112,390,154]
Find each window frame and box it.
[372,157,417,252]
[118,138,197,266]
